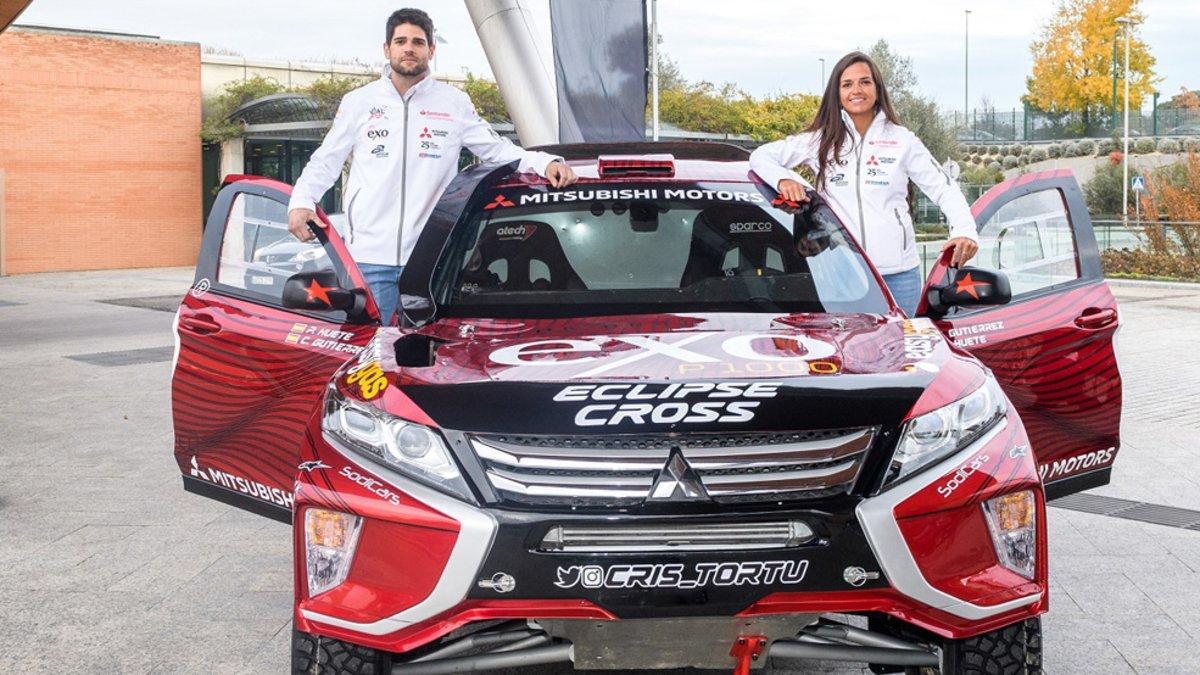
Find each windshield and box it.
[434,182,890,317]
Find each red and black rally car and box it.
[172,142,1122,674]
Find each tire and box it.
[939,618,1043,675]
[292,628,393,675]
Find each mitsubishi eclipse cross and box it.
[172,142,1122,674]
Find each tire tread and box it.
[951,618,1043,675]
[292,628,390,675]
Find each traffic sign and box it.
[1132,175,1146,192]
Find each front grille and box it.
[538,520,816,552]
[469,428,875,507]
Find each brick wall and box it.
[0,27,201,274]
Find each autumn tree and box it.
[1025,0,1156,132]
[1162,86,1200,110]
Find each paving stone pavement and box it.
[0,268,1198,674]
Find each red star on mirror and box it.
[305,279,334,306]
[954,273,990,300]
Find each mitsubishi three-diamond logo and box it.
[648,448,710,501]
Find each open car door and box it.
[919,169,1121,498]
[172,177,380,522]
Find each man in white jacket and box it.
[287,8,576,324]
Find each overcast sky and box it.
[15,0,1199,112]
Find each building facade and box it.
[0,26,201,274]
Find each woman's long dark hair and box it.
[807,51,902,190]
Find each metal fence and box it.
[913,183,994,225]
[1092,219,1200,250]
[914,219,1200,278]
[948,106,1200,143]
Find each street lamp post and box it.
[1116,16,1134,226]
[964,9,971,138]
[650,0,659,141]
[818,57,825,93]
[432,31,447,74]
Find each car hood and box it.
[362,313,966,435]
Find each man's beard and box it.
[391,58,429,77]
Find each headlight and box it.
[305,508,361,597]
[884,377,1007,487]
[983,490,1037,579]
[323,385,474,502]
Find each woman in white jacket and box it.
[750,51,978,314]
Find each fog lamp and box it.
[305,508,362,597]
[983,490,1036,580]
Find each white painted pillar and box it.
[465,0,559,146]
[220,138,245,181]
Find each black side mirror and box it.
[282,271,369,320]
[924,266,1012,317]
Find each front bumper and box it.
[293,410,1046,655]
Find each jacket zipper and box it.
[396,91,412,267]
[345,189,361,244]
[894,207,909,249]
[854,139,866,248]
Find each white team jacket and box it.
[288,73,561,267]
[749,110,977,275]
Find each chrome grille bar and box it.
[475,440,669,472]
[487,472,649,499]
[470,428,876,507]
[701,460,863,495]
[539,520,816,552]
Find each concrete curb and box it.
[1105,276,1200,290]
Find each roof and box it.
[228,93,327,125]
[9,24,196,47]
[228,93,333,140]
[530,141,749,161]
[496,143,758,186]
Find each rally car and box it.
[172,142,1122,674]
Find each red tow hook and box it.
[729,635,767,675]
